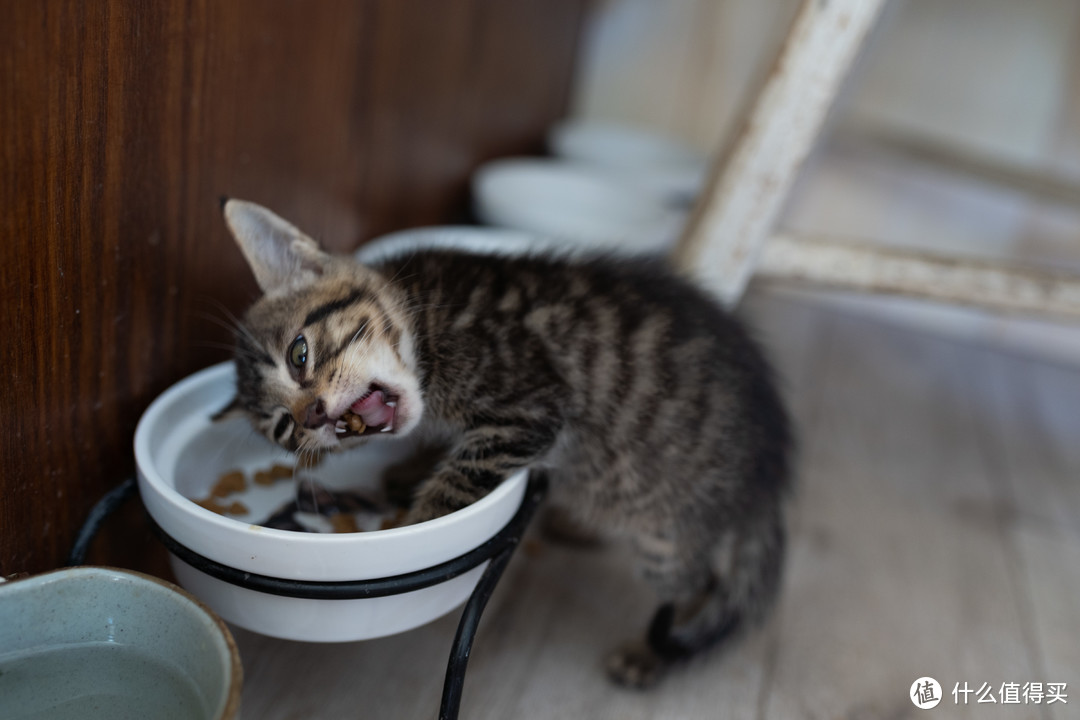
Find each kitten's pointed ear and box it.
[223,199,331,294]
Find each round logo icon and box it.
[911,677,942,709]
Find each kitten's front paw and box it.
[380,443,448,509]
[605,640,666,689]
[404,476,471,525]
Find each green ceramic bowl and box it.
[0,566,241,720]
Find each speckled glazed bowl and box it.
[0,566,241,720]
[135,362,528,642]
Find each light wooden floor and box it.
[234,290,1079,720]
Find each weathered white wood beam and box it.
[756,234,1080,321]
[673,0,886,307]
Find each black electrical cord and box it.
[66,475,139,567]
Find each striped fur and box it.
[222,201,793,688]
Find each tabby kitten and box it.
[220,199,792,688]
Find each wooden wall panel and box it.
[0,0,586,576]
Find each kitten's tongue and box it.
[351,390,395,428]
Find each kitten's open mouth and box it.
[334,384,398,439]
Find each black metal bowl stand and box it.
[69,471,548,720]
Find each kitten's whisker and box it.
[193,340,265,363]
[347,321,370,348]
[194,301,248,334]
[337,318,378,375]
[193,300,264,353]
[377,263,419,288]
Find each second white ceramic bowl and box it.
[472,158,686,256]
[547,120,708,201]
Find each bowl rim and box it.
[471,158,686,253]
[355,225,546,266]
[475,157,680,208]
[547,119,708,170]
[0,565,242,720]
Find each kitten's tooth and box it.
[385,401,397,408]
[335,426,347,434]
[335,419,347,432]
[380,426,392,433]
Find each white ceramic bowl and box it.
[0,567,241,720]
[135,362,528,642]
[472,158,687,256]
[547,120,708,202]
[548,120,705,170]
[356,226,549,265]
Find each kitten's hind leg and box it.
[606,532,715,689]
[660,507,787,654]
[607,510,785,688]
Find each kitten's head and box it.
[218,200,423,456]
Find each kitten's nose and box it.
[303,398,329,428]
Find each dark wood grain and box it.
[0,0,586,576]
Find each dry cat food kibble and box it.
[209,470,246,497]
[262,476,403,534]
[191,469,250,516]
[194,467,277,516]
[192,463,409,531]
[329,513,359,533]
[343,409,366,433]
[194,497,249,516]
[254,463,294,486]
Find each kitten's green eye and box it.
[288,335,308,370]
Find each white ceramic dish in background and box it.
[472,158,687,256]
[355,225,552,266]
[135,362,528,642]
[0,566,241,720]
[547,120,709,202]
[549,120,705,170]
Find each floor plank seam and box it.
[966,361,1054,720]
[752,622,783,720]
[755,309,836,720]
